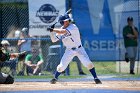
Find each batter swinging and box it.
[47,14,102,84]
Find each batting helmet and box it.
[58,14,71,25]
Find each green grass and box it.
[2,61,140,79]
[69,62,140,78]
[69,61,117,75]
[2,61,117,79]
[116,73,140,78]
[94,62,116,74]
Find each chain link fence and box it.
[0,0,140,78]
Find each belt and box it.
[71,45,81,50]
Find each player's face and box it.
[63,21,70,28]
[128,20,133,26]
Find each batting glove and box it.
[47,27,54,32]
[50,24,55,29]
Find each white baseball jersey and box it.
[56,24,82,49]
[50,23,94,72]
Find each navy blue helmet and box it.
[58,14,71,25]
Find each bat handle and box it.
[54,22,57,25]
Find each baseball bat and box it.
[47,8,72,31]
[53,8,72,25]
[64,8,72,15]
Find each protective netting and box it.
[0,0,140,78]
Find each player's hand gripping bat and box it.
[47,9,72,32]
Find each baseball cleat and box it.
[130,70,135,75]
[79,72,86,75]
[94,78,102,84]
[50,78,57,84]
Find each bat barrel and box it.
[65,8,72,15]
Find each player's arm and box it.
[10,51,27,59]
[36,55,43,67]
[17,39,26,46]
[126,29,138,39]
[33,55,43,74]
[132,26,138,39]
[50,32,60,43]
[24,54,33,66]
[25,60,32,66]
[52,28,67,34]
[123,27,137,39]
[48,25,67,42]
[10,53,20,59]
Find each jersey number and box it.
[70,38,74,42]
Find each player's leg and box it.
[74,56,86,75]
[77,51,98,79]
[77,47,102,84]
[26,65,33,76]
[126,47,137,74]
[50,49,75,84]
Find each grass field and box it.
[69,61,116,75]
[69,61,140,78]
[1,61,140,79]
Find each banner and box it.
[72,0,139,61]
[28,0,66,36]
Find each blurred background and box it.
[0,0,140,78]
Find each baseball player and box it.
[0,42,14,84]
[0,40,26,84]
[123,17,139,74]
[47,14,102,84]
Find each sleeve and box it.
[50,32,60,42]
[25,54,31,63]
[39,55,43,62]
[65,24,78,35]
[123,27,128,38]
